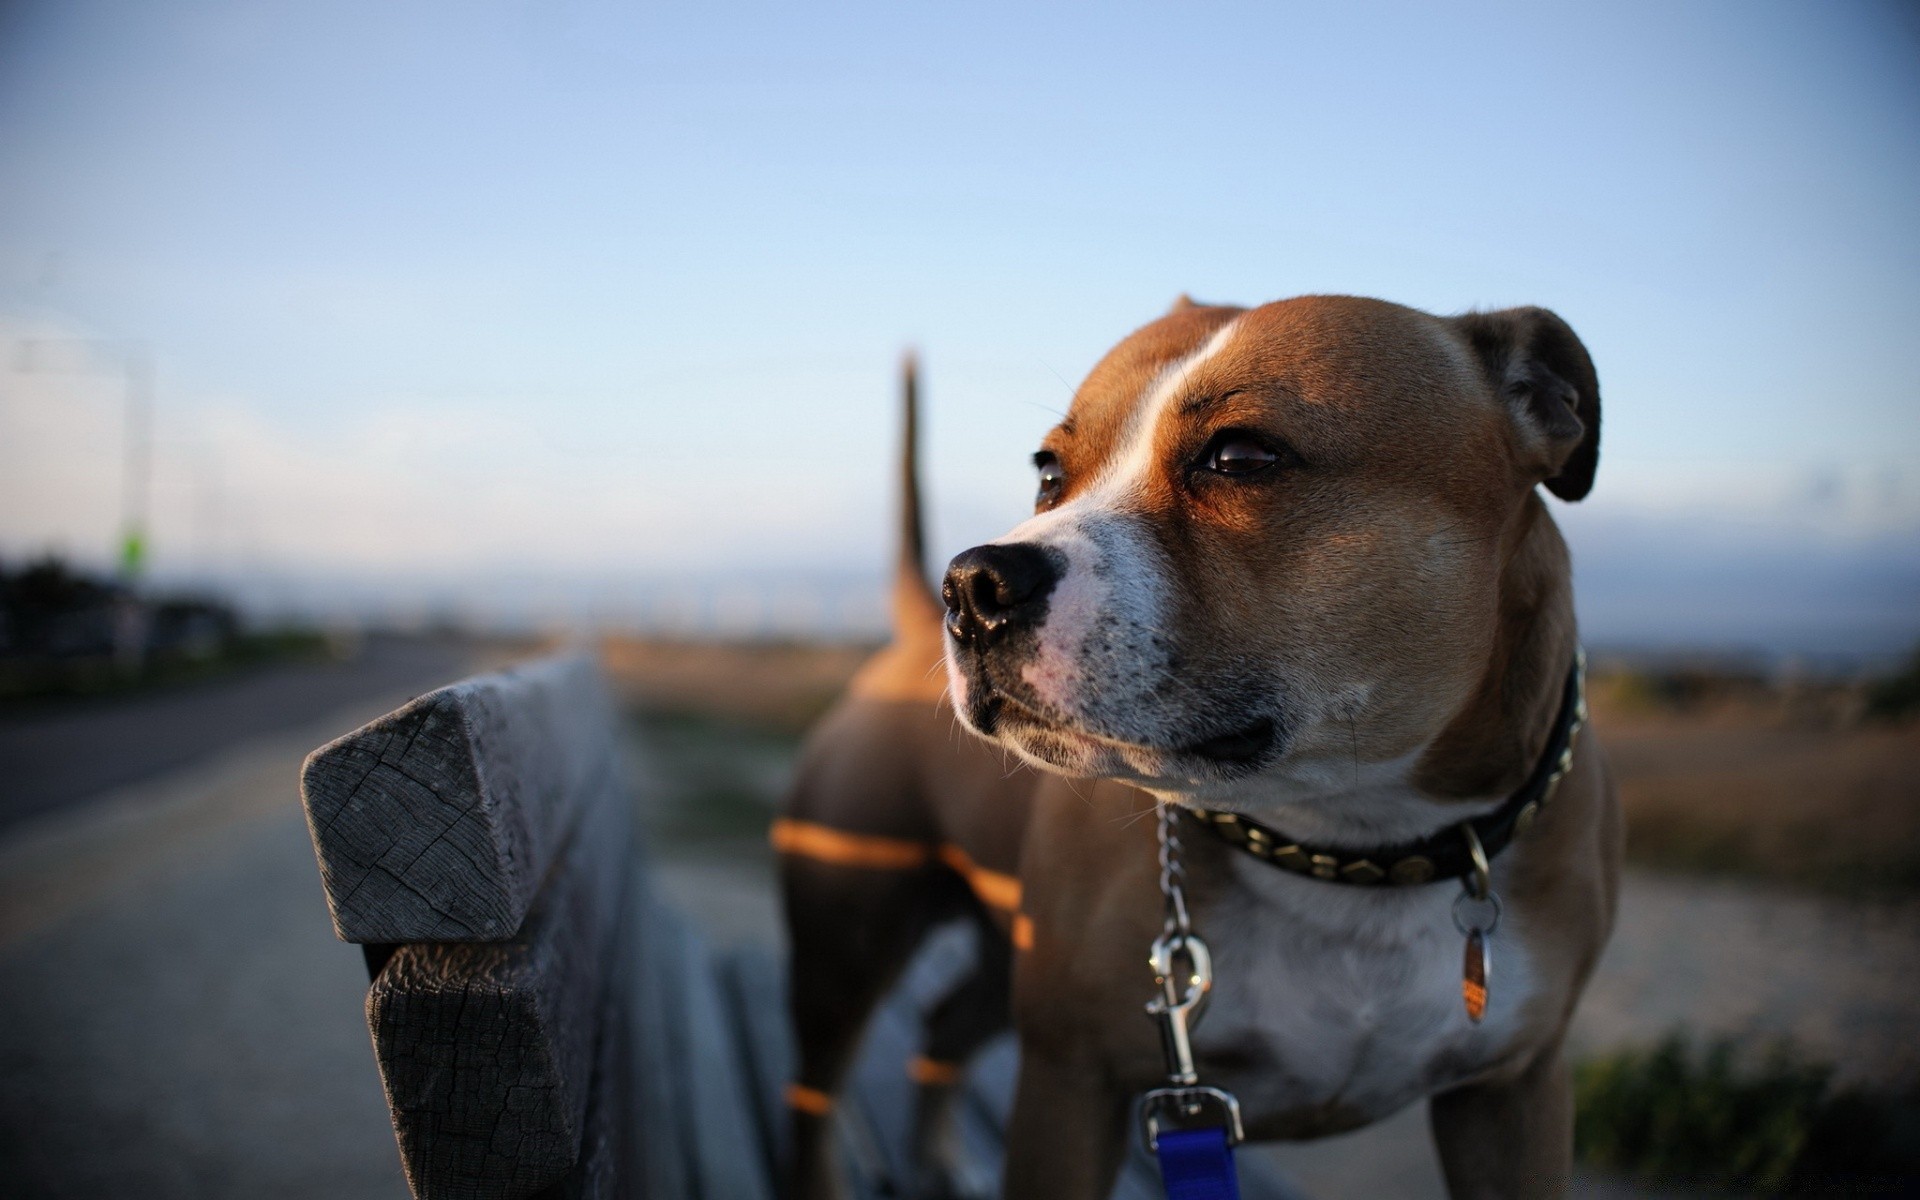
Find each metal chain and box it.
[1156,802,1192,939]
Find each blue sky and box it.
[1,0,1915,651]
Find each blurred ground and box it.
[0,636,521,1200]
[1590,664,1920,895]
[0,634,484,831]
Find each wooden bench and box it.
[300,652,1306,1199]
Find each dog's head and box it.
[942,295,1599,818]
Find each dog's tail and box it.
[892,350,945,640]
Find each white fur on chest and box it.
[1190,852,1533,1128]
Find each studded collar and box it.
[1187,652,1588,887]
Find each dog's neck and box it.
[1413,491,1579,802]
[1180,492,1578,849]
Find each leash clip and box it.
[1145,928,1212,1086]
[1139,1085,1246,1152]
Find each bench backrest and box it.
[301,653,637,1200]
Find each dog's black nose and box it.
[942,543,1058,646]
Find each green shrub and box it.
[1574,1035,1918,1194]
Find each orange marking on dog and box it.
[785,1082,833,1115]
[937,843,1022,912]
[769,819,933,870]
[1012,913,1035,951]
[906,1056,962,1086]
[769,821,1025,924]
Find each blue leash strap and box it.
[1141,1085,1245,1200]
[1155,1125,1241,1200]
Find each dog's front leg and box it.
[1000,1047,1130,1200]
[1428,1041,1574,1200]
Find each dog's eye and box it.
[1201,433,1280,476]
[1033,451,1065,506]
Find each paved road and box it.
[0,636,479,831]
[0,703,439,1198]
[0,640,524,1199]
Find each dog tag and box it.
[1462,930,1489,1023]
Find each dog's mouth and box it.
[964,688,1058,742]
[1180,718,1276,765]
[965,684,1279,779]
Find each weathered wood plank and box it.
[630,887,696,1198]
[532,867,644,1200]
[302,654,620,943]
[626,890,780,1200]
[671,911,780,1200]
[368,789,632,1200]
[717,948,794,1183]
[842,935,957,1192]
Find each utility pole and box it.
[113,345,153,673]
[119,344,153,583]
[13,337,155,670]
[12,337,153,579]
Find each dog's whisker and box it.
[1036,357,1075,400]
[1112,803,1159,831]
[1061,775,1097,809]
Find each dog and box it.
[778,297,1621,1200]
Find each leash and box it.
[1141,803,1244,1199]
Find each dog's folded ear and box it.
[1454,307,1601,501]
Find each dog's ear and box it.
[1167,293,1199,315]
[1454,307,1600,501]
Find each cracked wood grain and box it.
[368,787,633,1200]
[301,655,622,942]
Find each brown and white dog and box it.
[778,296,1621,1200]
